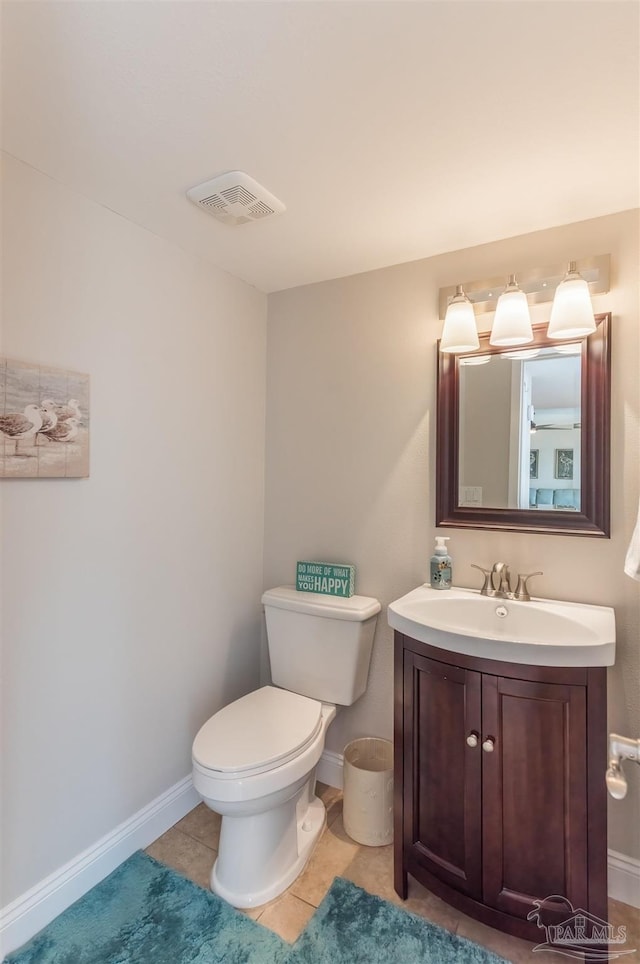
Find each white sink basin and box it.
[387,585,615,667]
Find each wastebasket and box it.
[343,737,393,846]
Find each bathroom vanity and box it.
[388,586,615,942]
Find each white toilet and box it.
[191,586,381,908]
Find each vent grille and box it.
[187,171,285,226]
[248,200,275,219]
[199,194,227,211]
[221,185,255,206]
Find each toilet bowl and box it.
[192,586,380,908]
[193,686,336,907]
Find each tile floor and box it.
[146,783,640,963]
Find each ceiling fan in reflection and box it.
[530,421,581,432]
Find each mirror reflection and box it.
[458,345,582,511]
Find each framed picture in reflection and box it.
[555,448,574,480]
[530,449,539,480]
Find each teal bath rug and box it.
[288,876,506,964]
[3,851,289,964]
[5,853,507,964]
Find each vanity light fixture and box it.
[547,261,597,339]
[440,285,480,353]
[490,275,533,347]
[438,255,609,354]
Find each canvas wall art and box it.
[554,448,574,481]
[0,359,89,478]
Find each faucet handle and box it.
[471,564,493,595]
[514,571,543,601]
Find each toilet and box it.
[191,586,381,908]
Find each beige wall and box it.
[459,359,512,506]
[265,209,640,861]
[0,154,267,902]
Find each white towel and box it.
[624,498,640,581]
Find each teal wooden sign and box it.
[296,561,355,597]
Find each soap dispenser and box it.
[430,537,452,590]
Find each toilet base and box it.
[211,793,326,908]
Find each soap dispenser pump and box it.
[430,537,452,590]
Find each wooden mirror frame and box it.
[436,313,610,536]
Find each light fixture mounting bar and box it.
[438,255,610,320]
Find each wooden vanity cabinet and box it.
[394,632,608,942]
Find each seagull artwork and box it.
[42,398,82,423]
[36,401,58,442]
[0,404,43,455]
[42,417,79,443]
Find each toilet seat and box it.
[192,686,323,780]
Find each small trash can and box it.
[343,737,393,846]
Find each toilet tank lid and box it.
[262,586,381,621]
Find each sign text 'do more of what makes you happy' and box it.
[296,561,355,597]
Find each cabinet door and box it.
[481,675,587,920]
[403,651,482,897]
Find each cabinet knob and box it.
[466,732,479,748]
[482,737,495,753]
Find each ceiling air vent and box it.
[186,171,286,226]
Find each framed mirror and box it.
[436,313,610,536]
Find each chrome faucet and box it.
[471,563,543,601]
[493,562,511,596]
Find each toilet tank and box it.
[262,587,381,706]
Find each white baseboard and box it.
[0,775,199,958]
[316,748,344,790]
[608,848,640,908]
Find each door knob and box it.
[466,732,479,748]
[482,737,495,753]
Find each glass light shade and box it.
[460,355,491,366]
[490,277,533,347]
[548,264,596,339]
[440,286,479,353]
[502,348,540,360]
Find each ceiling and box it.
[529,355,581,412]
[2,1,639,293]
